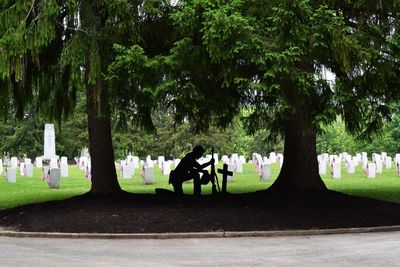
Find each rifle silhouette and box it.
[210,147,220,194]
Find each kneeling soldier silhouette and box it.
[169,145,214,195]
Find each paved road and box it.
[1,231,400,266]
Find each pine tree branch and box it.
[24,0,36,22]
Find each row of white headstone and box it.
[2,157,69,188]
[5,156,43,169]
[318,152,400,179]
[220,154,245,174]
[76,156,92,180]
[116,153,246,185]
[77,155,151,183]
[2,158,37,182]
[119,155,154,184]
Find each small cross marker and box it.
[218,163,233,193]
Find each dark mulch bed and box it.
[1,190,400,233]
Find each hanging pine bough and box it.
[0,0,176,195]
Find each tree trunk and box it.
[76,2,122,195]
[269,107,327,192]
[86,83,122,195]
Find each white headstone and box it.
[50,158,58,169]
[61,156,68,165]
[132,156,140,169]
[35,157,43,168]
[197,157,207,166]
[162,161,171,175]
[352,156,359,166]
[10,157,18,168]
[24,158,31,164]
[122,163,134,179]
[142,167,154,184]
[235,160,243,173]
[372,153,381,163]
[213,153,219,164]
[329,155,339,164]
[25,163,34,177]
[396,154,400,164]
[367,163,376,178]
[60,163,68,177]
[42,166,50,180]
[44,123,57,160]
[331,163,341,179]
[80,147,89,158]
[60,156,68,177]
[227,163,235,182]
[346,159,356,174]
[145,155,154,167]
[255,154,264,176]
[231,153,239,163]
[48,168,61,188]
[5,167,16,183]
[0,159,2,175]
[221,155,229,164]
[82,157,89,170]
[385,156,392,169]
[269,152,277,163]
[19,163,25,176]
[157,156,165,169]
[362,156,368,170]
[318,159,327,175]
[261,162,271,181]
[119,160,126,177]
[205,154,212,162]
[381,152,387,161]
[252,153,259,163]
[277,154,284,167]
[375,158,383,174]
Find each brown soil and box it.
[1,190,400,233]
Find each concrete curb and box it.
[2,225,400,239]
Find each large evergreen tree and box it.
[258,0,400,191]
[0,0,174,194]
[155,0,400,192]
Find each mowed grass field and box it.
[0,162,400,210]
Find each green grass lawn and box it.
[1,162,400,210]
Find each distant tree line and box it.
[0,94,283,160]
[317,116,400,157]
[2,93,399,160]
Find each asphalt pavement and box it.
[1,231,400,266]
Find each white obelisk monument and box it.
[43,124,58,160]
